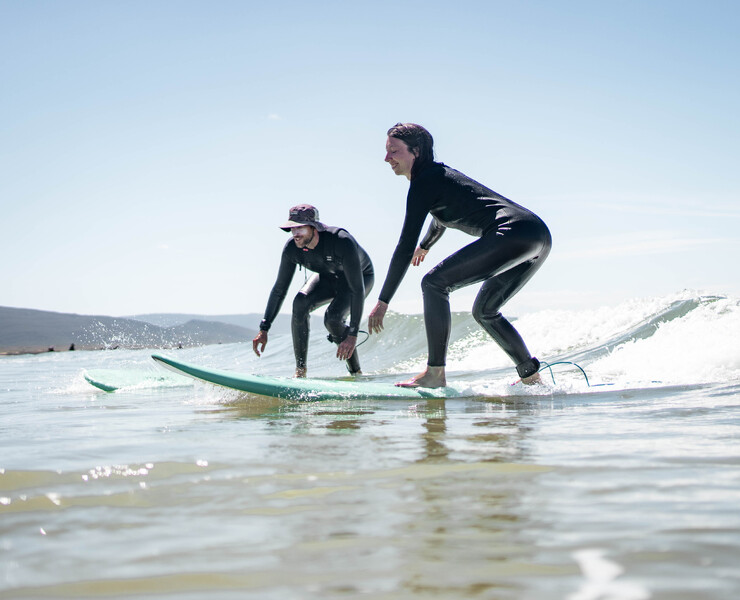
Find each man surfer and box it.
[253,204,374,377]
[368,123,551,388]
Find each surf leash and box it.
[538,361,591,386]
[355,329,370,348]
[326,329,370,348]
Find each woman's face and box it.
[385,136,417,180]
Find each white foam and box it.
[568,549,650,600]
[446,292,740,388]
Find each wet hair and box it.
[387,122,435,178]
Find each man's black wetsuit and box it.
[260,226,374,373]
[378,162,551,378]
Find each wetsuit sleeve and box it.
[378,194,429,304]
[337,233,366,336]
[260,243,296,331]
[419,217,446,250]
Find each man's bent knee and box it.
[292,293,312,318]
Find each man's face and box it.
[291,225,315,249]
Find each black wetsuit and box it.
[260,227,374,373]
[378,162,551,378]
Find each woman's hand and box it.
[411,246,428,267]
[368,300,388,334]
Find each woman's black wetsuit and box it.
[260,227,374,373]
[378,162,551,378]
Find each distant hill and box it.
[130,313,323,335]
[130,313,262,328]
[0,306,259,355]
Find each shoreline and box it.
[0,343,195,357]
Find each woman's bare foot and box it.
[521,372,543,385]
[396,366,446,388]
[294,367,307,378]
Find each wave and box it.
[299,290,740,389]
[51,291,740,396]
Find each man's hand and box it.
[336,335,357,361]
[411,246,428,266]
[368,300,388,334]
[252,330,268,357]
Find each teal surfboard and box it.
[151,354,461,400]
[84,369,189,392]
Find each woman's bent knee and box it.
[421,270,450,297]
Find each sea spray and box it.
[591,295,740,385]
[50,290,740,393]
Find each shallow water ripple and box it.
[2,335,740,599]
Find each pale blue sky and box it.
[2,0,738,318]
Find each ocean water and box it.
[2,290,740,599]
